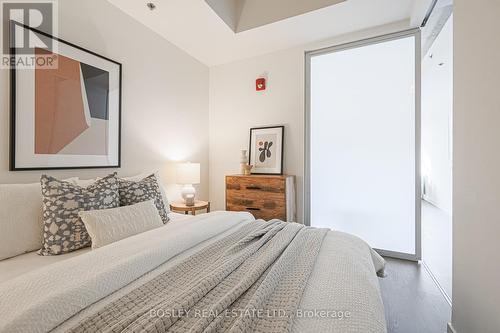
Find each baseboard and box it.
[422,195,439,207]
[421,261,452,306]
[447,322,457,333]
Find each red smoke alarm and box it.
[256,78,266,91]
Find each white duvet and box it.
[0,211,386,333]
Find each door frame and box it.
[304,28,422,261]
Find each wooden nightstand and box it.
[170,201,210,216]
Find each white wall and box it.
[421,16,453,215]
[452,1,500,332]
[0,0,209,201]
[208,20,410,223]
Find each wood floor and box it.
[379,258,451,333]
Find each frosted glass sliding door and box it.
[306,31,421,259]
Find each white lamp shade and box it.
[176,163,200,184]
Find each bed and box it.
[0,212,192,284]
[0,211,387,333]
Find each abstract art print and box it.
[10,22,121,170]
[249,126,284,175]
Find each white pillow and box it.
[79,200,163,249]
[123,172,170,213]
[0,178,78,260]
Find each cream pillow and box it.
[0,183,44,260]
[79,200,163,249]
[0,178,78,260]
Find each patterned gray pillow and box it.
[118,174,169,223]
[39,173,120,256]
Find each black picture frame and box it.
[9,21,122,171]
[248,125,284,175]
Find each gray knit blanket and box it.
[69,220,327,333]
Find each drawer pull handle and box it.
[246,207,261,211]
[246,185,262,190]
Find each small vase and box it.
[240,150,248,174]
[243,164,253,175]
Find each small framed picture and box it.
[249,126,284,175]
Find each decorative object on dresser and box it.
[243,164,253,175]
[176,162,201,206]
[10,22,122,171]
[226,174,296,221]
[249,126,284,175]
[240,150,248,174]
[170,201,210,216]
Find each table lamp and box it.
[176,162,200,206]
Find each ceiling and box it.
[205,0,347,33]
[107,0,431,67]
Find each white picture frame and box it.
[249,126,284,175]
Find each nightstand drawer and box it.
[226,176,285,194]
[226,188,285,202]
[226,195,286,221]
[226,201,286,221]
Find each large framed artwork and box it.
[10,22,122,171]
[249,126,284,175]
